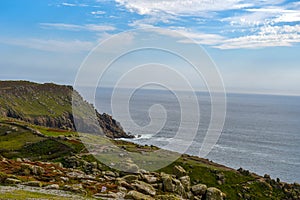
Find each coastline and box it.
[0,80,299,199]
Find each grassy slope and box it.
[0,81,131,139]
[0,124,44,151]
[0,118,296,199]
[0,81,73,117]
[0,118,83,161]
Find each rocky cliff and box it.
[0,81,132,138]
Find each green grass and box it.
[36,127,78,137]
[0,124,44,151]
[0,118,78,137]
[18,139,75,161]
[0,93,70,117]
[0,81,73,118]
[156,156,290,200]
[78,133,181,171]
[0,81,96,120]
[0,119,83,161]
[0,189,91,200]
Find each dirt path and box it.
[0,185,93,200]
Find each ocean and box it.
[95,88,300,183]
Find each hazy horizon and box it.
[1,1,300,95]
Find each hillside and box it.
[0,81,299,199]
[0,81,132,139]
[0,118,299,199]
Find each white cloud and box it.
[155,27,225,45]
[224,8,274,26]
[246,8,292,13]
[40,23,82,31]
[274,12,300,23]
[61,2,76,7]
[145,24,300,49]
[115,0,253,16]
[61,2,88,7]
[85,24,115,32]
[247,8,300,23]
[113,0,300,49]
[0,38,95,53]
[129,14,180,27]
[260,25,300,35]
[215,34,300,49]
[224,12,272,27]
[115,0,292,17]
[225,7,300,27]
[126,24,225,45]
[91,11,106,15]
[40,23,116,32]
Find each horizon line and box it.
[1,79,300,97]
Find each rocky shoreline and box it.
[0,155,227,200]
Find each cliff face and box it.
[0,81,132,138]
[97,112,130,138]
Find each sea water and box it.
[95,88,300,183]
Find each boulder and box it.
[44,184,60,190]
[161,173,174,192]
[155,194,182,200]
[205,187,224,200]
[118,180,135,190]
[186,191,194,199]
[143,174,158,184]
[63,184,86,194]
[20,163,45,175]
[216,173,225,185]
[55,162,63,168]
[5,178,21,185]
[122,174,139,183]
[194,196,203,200]
[191,184,207,196]
[104,175,115,181]
[118,186,127,194]
[125,190,154,200]
[32,165,45,175]
[132,180,156,196]
[66,170,86,179]
[179,175,191,191]
[60,176,69,182]
[81,179,97,185]
[23,181,43,187]
[94,192,119,199]
[173,165,187,178]
[104,171,116,177]
[173,178,186,197]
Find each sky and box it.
[0,0,300,95]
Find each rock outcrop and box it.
[0,81,133,138]
[1,157,229,200]
[0,148,300,199]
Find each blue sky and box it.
[0,0,300,95]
